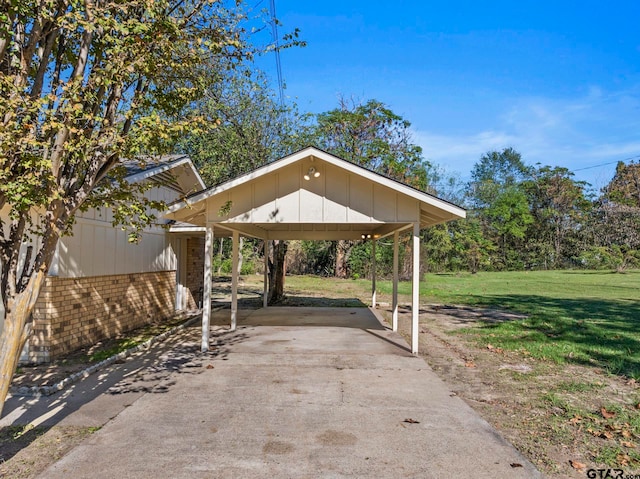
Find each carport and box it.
[165,147,466,354]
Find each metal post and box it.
[411,222,420,354]
[231,230,239,330]
[263,239,268,308]
[392,230,399,332]
[201,225,214,352]
[371,238,377,308]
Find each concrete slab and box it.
[6,307,541,478]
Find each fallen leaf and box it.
[616,454,630,466]
[621,441,635,448]
[569,415,582,424]
[487,344,495,350]
[569,459,586,470]
[206,364,214,369]
[601,431,614,439]
[635,403,640,410]
[464,361,476,368]
[601,407,616,419]
[403,418,420,424]
[621,429,632,438]
[510,463,523,468]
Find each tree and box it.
[178,69,301,186]
[468,148,530,208]
[603,161,640,207]
[451,218,494,273]
[484,186,534,268]
[585,162,640,271]
[0,0,258,415]
[301,98,439,278]
[467,149,532,269]
[523,165,591,268]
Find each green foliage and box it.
[423,224,454,273]
[347,242,374,279]
[603,161,640,207]
[579,246,639,271]
[451,218,495,273]
[523,165,591,268]
[301,98,438,191]
[177,69,302,186]
[469,148,530,209]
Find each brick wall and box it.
[27,270,176,363]
[185,237,205,309]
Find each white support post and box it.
[371,239,377,308]
[231,230,239,330]
[411,222,420,354]
[392,230,399,332]
[174,238,183,311]
[263,239,268,308]
[201,225,214,352]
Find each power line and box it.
[573,154,640,172]
[269,0,284,105]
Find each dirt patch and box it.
[0,425,96,479]
[386,305,640,479]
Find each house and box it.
[2,156,207,364]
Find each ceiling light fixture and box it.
[304,166,320,181]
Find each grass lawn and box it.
[372,270,640,380]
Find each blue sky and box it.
[255,0,640,191]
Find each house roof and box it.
[124,155,206,197]
[166,147,466,240]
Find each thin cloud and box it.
[412,85,640,186]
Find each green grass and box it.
[88,337,145,362]
[283,270,640,379]
[373,270,640,379]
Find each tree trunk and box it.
[0,214,60,416]
[0,267,48,417]
[335,240,349,278]
[268,240,287,304]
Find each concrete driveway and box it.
[6,307,541,478]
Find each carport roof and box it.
[165,147,466,240]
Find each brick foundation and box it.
[185,237,205,309]
[27,270,176,363]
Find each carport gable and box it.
[166,146,465,240]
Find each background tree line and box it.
[180,76,640,280]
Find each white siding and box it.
[54,185,180,278]
[0,206,44,334]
